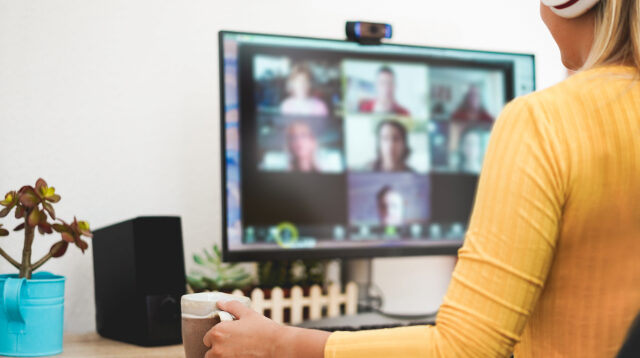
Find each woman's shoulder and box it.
[492,91,559,146]
[523,65,636,111]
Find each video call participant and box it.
[285,121,319,172]
[376,185,405,226]
[358,66,410,116]
[458,126,489,174]
[451,85,494,122]
[280,64,329,116]
[368,119,413,172]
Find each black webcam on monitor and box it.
[346,21,392,45]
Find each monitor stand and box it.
[341,256,456,316]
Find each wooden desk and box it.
[60,333,184,357]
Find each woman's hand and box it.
[203,300,284,358]
[203,300,330,358]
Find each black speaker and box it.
[92,216,186,346]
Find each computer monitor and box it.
[220,30,535,262]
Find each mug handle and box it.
[3,277,26,332]
[218,311,235,322]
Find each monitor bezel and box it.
[218,30,535,262]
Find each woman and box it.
[280,64,329,117]
[457,125,490,174]
[376,185,405,226]
[368,119,413,172]
[285,121,319,172]
[358,66,411,116]
[205,1,640,356]
[451,85,494,122]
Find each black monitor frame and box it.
[218,30,535,262]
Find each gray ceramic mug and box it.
[181,292,251,358]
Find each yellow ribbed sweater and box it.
[325,65,640,358]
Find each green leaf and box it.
[0,228,8,236]
[186,276,207,290]
[0,207,10,218]
[227,272,251,282]
[188,269,204,277]
[228,267,246,277]
[202,276,220,290]
[193,254,205,266]
[204,248,216,263]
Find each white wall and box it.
[0,0,565,333]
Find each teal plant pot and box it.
[0,272,65,357]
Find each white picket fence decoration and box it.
[195,282,358,325]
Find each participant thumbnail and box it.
[345,115,429,173]
[348,173,431,228]
[253,55,341,116]
[257,115,345,173]
[449,123,492,174]
[430,67,506,122]
[428,121,491,174]
[342,60,429,119]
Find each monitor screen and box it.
[220,31,535,261]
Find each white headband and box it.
[541,0,601,19]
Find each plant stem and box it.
[31,252,53,272]
[19,215,35,279]
[0,247,20,269]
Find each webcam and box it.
[346,21,392,45]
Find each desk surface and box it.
[60,333,184,357]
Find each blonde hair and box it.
[582,0,640,71]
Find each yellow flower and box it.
[0,191,17,207]
[35,178,61,203]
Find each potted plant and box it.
[257,260,294,291]
[258,259,327,294]
[0,178,92,357]
[186,244,253,294]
